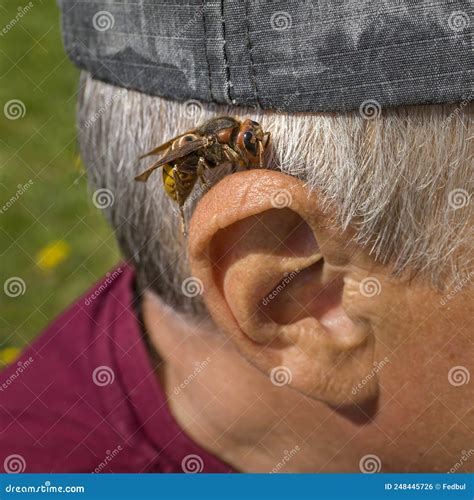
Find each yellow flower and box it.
[74,154,85,172]
[36,240,71,270]
[0,347,21,366]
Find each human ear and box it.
[188,170,378,407]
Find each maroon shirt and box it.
[0,266,232,473]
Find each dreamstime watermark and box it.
[173,357,211,396]
[83,91,123,128]
[178,98,214,120]
[184,99,203,121]
[0,357,34,392]
[440,271,474,305]
[448,188,470,210]
[274,90,302,114]
[173,181,207,211]
[175,5,204,38]
[92,366,115,387]
[181,454,204,473]
[270,366,292,386]
[0,180,33,215]
[448,366,470,387]
[352,357,389,395]
[181,276,204,297]
[3,277,26,298]
[84,267,123,306]
[169,170,219,223]
[359,454,382,473]
[0,2,34,37]
[92,10,114,31]
[448,449,474,473]
[4,99,26,120]
[261,269,300,306]
[359,99,382,120]
[270,11,292,31]
[443,94,472,126]
[3,454,26,473]
[447,11,470,32]
[270,188,292,208]
[5,482,84,493]
[270,445,301,473]
[359,277,382,297]
[93,445,123,473]
[92,188,115,209]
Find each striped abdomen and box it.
[162,164,197,204]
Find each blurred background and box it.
[0,0,119,366]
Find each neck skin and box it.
[142,290,377,473]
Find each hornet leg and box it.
[172,167,187,236]
[197,157,211,189]
[223,144,246,171]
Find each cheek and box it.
[366,285,472,406]
[363,288,473,466]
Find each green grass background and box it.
[0,0,119,358]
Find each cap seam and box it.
[202,0,214,102]
[243,0,261,108]
[221,0,233,104]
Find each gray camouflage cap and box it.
[58,0,473,113]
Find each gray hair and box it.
[78,72,473,317]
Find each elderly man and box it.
[0,1,472,474]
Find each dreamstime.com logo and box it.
[3,454,26,473]
[448,188,470,210]
[270,189,292,209]
[84,267,123,306]
[270,445,301,473]
[443,94,472,127]
[173,357,211,395]
[5,482,85,494]
[359,454,382,473]
[83,91,124,128]
[0,2,34,37]
[448,449,474,473]
[92,366,115,387]
[359,99,382,120]
[270,366,292,386]
[181,276,204,297]
[0,180,33,215]
[171,183,207,216]
[174,6,204,38]
[92,10,114,31]
[440,271,473,305]
[351,357,389,395]
[181,454,204,473]
[270,11,292,31]
[261,270,300,306]
[92,188,115,209]
[359,277,382,297]
[274,90,302,114]
[93,445,123,473]
[448,366,470,387]
[447,11,470,32]
[0,357,34,392]
[4,99,26,120]
[3,277,26,298]
[184,99,203,121]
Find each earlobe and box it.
[188,170,378,407]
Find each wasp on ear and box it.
[134,116,270,235]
